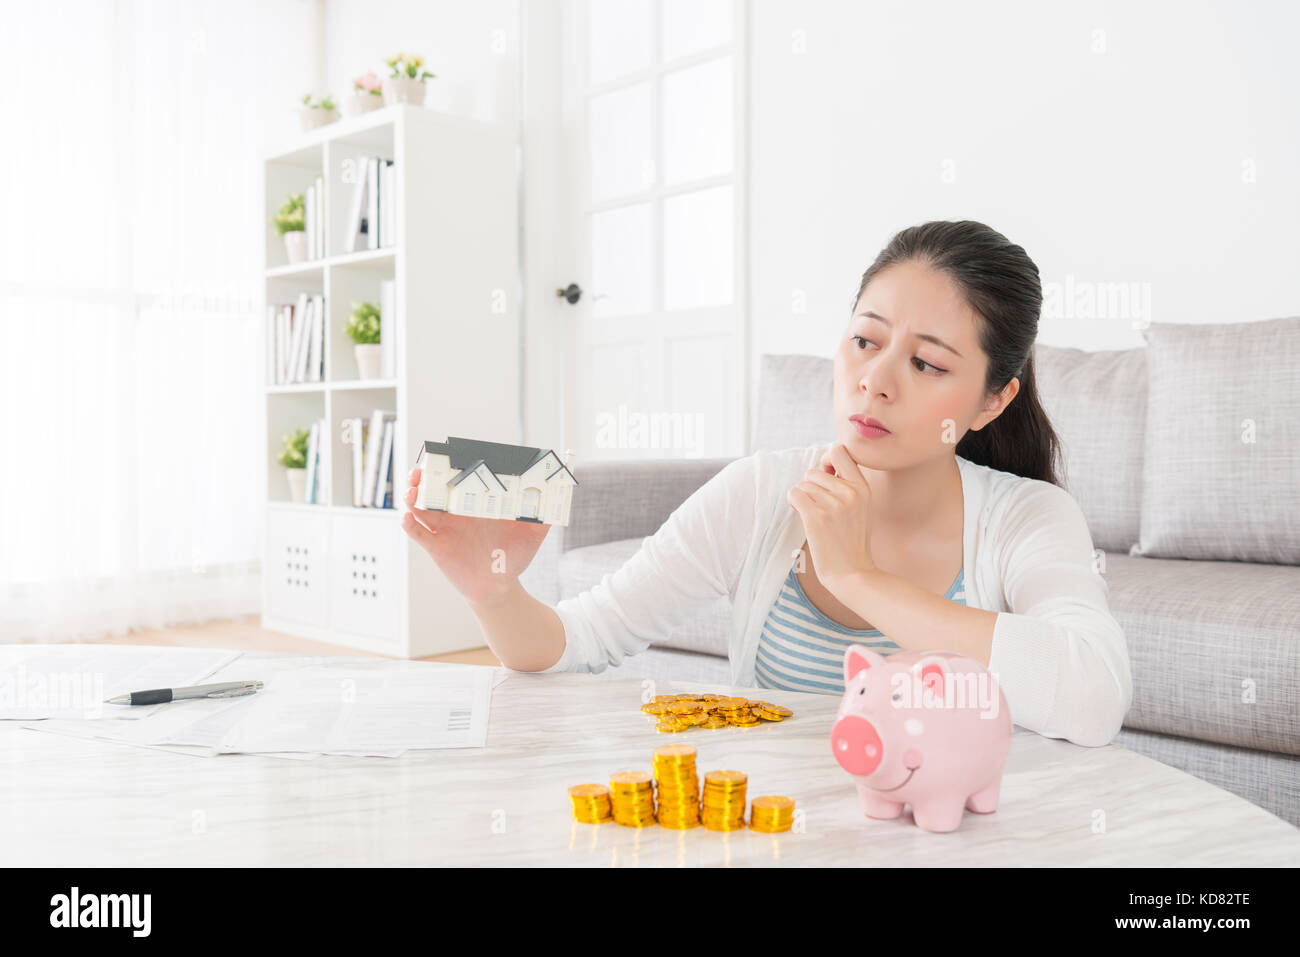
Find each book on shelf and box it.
[379,160,395,247]
[270,293,325,384]
[344,154,396,253]
[305,295,323,383]
[362,409,396,507]
[346,409,397,508]
[304,420,320,505]
[374,418,395,508]
[365,157,379,251]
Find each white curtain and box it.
[0,0,318,641]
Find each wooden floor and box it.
[90,616,502,667]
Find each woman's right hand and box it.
[400,467,551,606]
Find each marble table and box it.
[2,654,1297,867]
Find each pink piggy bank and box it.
[830,644,1012,833]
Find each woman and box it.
[400,220,1133,748]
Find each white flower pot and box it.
[283,231,307,264]
[344,92,384,117]
[355,343,383,380]
[299,106,340,131]
[286,467,307,503]
[382,75,426,107]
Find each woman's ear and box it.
[970,377,1019,431]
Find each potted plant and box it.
[278,427,311,502]
[299,93,339,131]
[347,301,383,379]
[345,72,384,117]
[273,193,307,263]
[381,52,435,107]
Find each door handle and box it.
[555,283,582,305]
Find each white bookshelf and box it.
[260,104,519,658]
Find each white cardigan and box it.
[538,442,1134,748]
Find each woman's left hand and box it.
[786,443,878,590]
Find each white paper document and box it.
[17,653,503,758]
[215,665,496,754]
[0,646,239,720]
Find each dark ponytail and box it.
[852,220,1062,487]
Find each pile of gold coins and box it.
[567,784,613,824]
[653,745,701,829]
[608,771,656,827]
[568,745,795,833]
[749,795,796,833]
[701,770,749,830]
[641,693,794,733]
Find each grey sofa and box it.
[520,323,1300,827]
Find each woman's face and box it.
[833,259,1016,468]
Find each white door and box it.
[540,0,748,462]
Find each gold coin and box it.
[568,784,611,799]
[753,701,793,717]
[609,771,652,786]
[656,719,688,733]
[750,795,795,813]
[654,744,697,760]
[704,770,747,786]
[753,709,784,721]
[668,701,703,715]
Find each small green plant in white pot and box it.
[278,427,311,502]
[273,193,307,264]
[347,301,383,379]
[382,52,435,106]
[345,72,384,117]
[299,92,339,131]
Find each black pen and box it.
[104,680,264,706]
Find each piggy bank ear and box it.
[843,644,885,683]
[911,655,950,697]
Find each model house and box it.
[415,436,578,526]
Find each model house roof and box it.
[419,436,579,486]
[446,459,507,491]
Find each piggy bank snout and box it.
[831,714,883,777]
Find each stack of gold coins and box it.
[608,771,657,827]
[568,784,613,824]
[749,795,795,832]
[652,745,700,829]
[701,770,748,831]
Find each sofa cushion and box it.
[1103,550,1300,755]
[1032,343,1147,553]
[1135,316,1300,563]
[557,537,731,658]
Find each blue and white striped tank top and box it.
[753,562,967,695]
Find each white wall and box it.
[748,0,1300,364]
